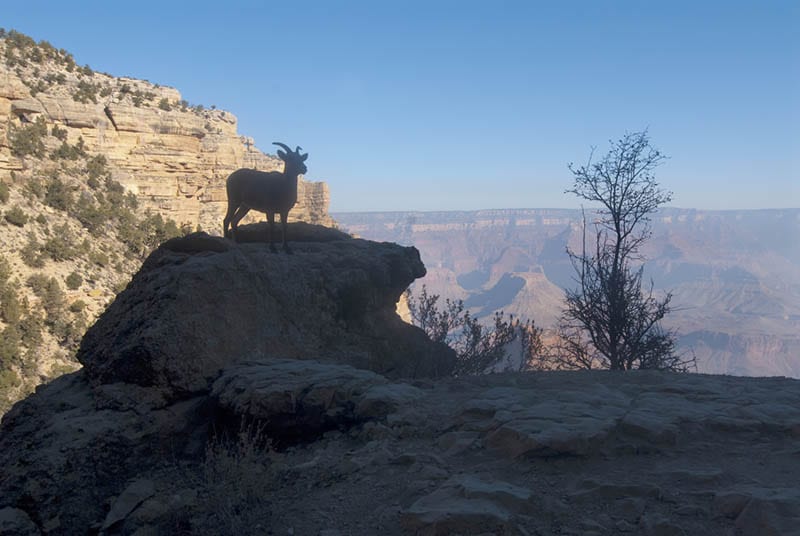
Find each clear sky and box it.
[3,1,798,211]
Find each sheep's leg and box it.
[223,200,238,238]
[229,206,250,242]
[267,212,278,253]
[281,211,292,254]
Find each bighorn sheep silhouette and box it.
[223,142,308,253]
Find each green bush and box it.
[44,178,73,211]
[0,368,21,392]
[51,141,85,160]
[26,273,50,295]
[0,325,23,366]
[19,235,45,268]
[0,284,22,324]
[42,225,77,261]
[0,182,9,203]
[35,214,47,225]
[86,154,108,179]
[68,299,87,313]
[23,176,45,200]
[158,98,172,111]
[0,255,10,284]
[74,194,107,235]
[19,311,44,348]
[8,116,48,157]
[65,271,83,290]
[45,72,67,85]
[88,249,110,267]
[51,125,68,141]
[4,205,28,227]
[73,80,98,103]
[41,277,66,328]
[53,312,86,348]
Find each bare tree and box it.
[555,131,694,372]
[405,285,543,375]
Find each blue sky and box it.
[4,1,798,211]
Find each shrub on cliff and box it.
[51,124,68,141]
[19,235,46,268]
[0,182,9,203]
[51,141,85,161]
[0,325,23,368]
[65,272,83,290]
[73,80,99,103]
[19,310,44,349]
[4,205,28,227]
[117,211,182,258]
[85,154,109,182]
[42,224,78,261]
[406,285,543,375]
[0,283,22,324]
[44,177,73,212]
[39,277,66,329]
[8,116,47,157]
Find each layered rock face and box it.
[0,52,332,231]
[2,226,800,535]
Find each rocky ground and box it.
[1,228,799,535]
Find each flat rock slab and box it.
[2,364,800,534]
[401,475,533,535]
[212,359,424,438]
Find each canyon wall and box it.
[0,46,332,231]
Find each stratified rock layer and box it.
[0,57,332,231]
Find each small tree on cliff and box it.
[555,131,693,371]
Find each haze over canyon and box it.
[335,208,800,378]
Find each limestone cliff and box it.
[0,31,336,412]
[0,32,333,232]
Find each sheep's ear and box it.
[301,153,308,161]
[277,150,287,160]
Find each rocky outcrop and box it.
[0,50,332,231]
[76,224,454,394]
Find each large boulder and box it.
[77,224,456,395]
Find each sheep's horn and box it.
[272,142,292,154]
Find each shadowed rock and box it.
[77,225,456,395]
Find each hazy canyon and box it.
[335,208,800,378]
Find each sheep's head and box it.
[273,142,308,174]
